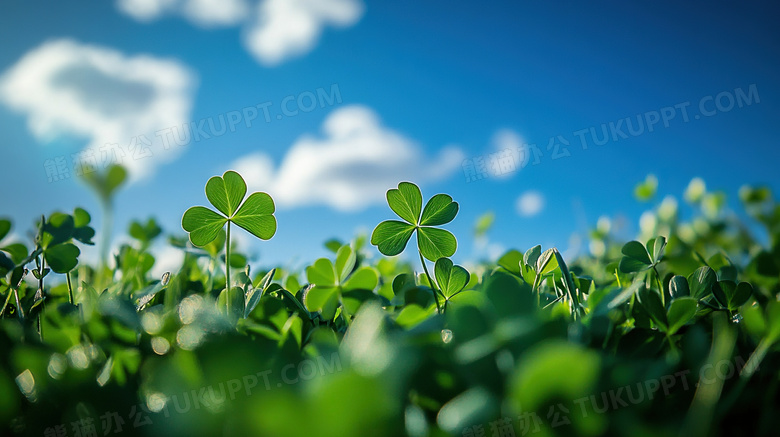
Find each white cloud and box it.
[489,129,527,178]
[117,0,248,26]
[243,0,364,66]
[116,0,177,21]
[231,105,464,211]
[516,190,545,217]
[116,0,364,65]
[0,39,196,181]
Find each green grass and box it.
[1,170,779,437]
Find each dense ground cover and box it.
[1,168,779,437]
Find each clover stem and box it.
[226,220,232,316]
[532,274,542,307]
[652,266,664,306]
[419,251,442,314]
[66,272,74,304]
[38,257,45,341]
[666,334,679,356]
[13,285,24,321]
[99,200,113,274]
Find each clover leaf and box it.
[434,258,469,299]
[371,182,458,262]
[303,245,380,320]
[181,170,277,319]
[182,171,277,247]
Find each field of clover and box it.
[1,165,779,437]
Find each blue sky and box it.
[1,1,778,273]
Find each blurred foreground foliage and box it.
[1,174,779,437]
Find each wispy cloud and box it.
[231,105,464,211]
[117,0,249,26]
[516,190,545,217]
[0,39,196,181]
[116,0,364,65]
[490,129,527,178]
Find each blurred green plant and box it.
[0,174,778,437]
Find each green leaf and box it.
[371,220,415,256]
[304,285,340,317]
[713,280,752,311]
[523,245,542,270]
[232,192,277,240]
[0,252,15,276]
[417,227,457,261]
[497,249,523,275]
[395,304,433,328]
[342,289,388,315]
[669,275,689,299]
[342,267,379,291]
[434,258,469,298]
[446,289,487,310]
[386,182,422,225]
[594,282,644,315]
[666,297,697,335]
[44,243,80,273]
[473,211,494,237]
[637,286,667,330]
[218,286,244,319]
[2,244,28,264]
[732,282,753,309]
[619,241,652,273]
[72,225,96,246]
[324,239,343,253]
[509,342,600,412]
[42,213,75,248]
[206,170,247,217]
[634,174,658,201]
[553,248,580,313]
[181,206,228,247]
[105,165,127,199]
[711,280,733,308]
[0,219,10,241]
[420,194,459,226]
[255,268,277,293]
[647,236,666,264]
[536,248,557,276]
[307,258,337,287]
[688,266,717,299]
[129,218,162,244]
[72,208,91,228]
[335,245,357,283]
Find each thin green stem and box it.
[543,295,564,309]
[419,251,442,314]
[66,272,74,304]
[98,200,114,289]
[666,334,679,356]
[226,221,232,316]
[532,274,542,307]
[0,287,13,317]
[741,337,772,380]
[652,265,664,306]
[38,257,45,341]
[13,286,24,321]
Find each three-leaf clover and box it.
[182,171,276,247]
[182,171,276,318]
[618,236,666,274]
[304,245,380,320]
[371,182,458,261]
